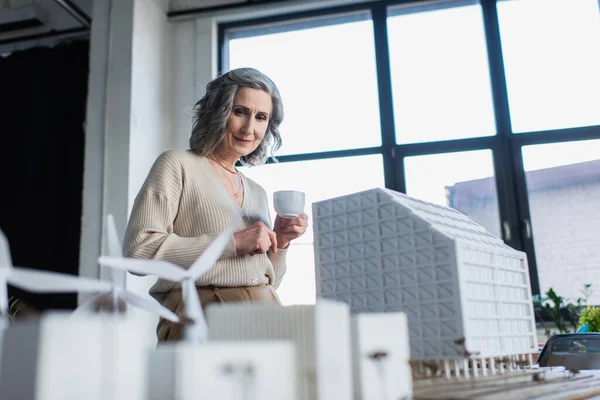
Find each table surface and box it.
[412,368,600,399]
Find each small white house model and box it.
[206,300,353,400]
[313,188,537,366]
[149,341,297,400]
[351,312,412,400]
[0,313,153,400]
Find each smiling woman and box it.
[122,68,309,342]
[189,68,283,166]
[218,88,273,161]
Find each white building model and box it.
[313,188,537,373]
[149,341,297,400]
[1,313,153,400]
[207,300,354,400]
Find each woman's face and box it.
[218,87,272,159]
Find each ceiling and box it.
[0,0,92,44]
[0,0,301,45]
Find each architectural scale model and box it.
[0,313,152,400]
[207,300,354,400]
[0,217,176,400]
[149,341,297,400]
[101,215,299,400]
[0,229,112,318]
[94,211,299,399]
[1,214,300,400]
[351,312,412,400]
[312,188,538,375]
[0,227,114,388]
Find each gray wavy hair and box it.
[189,68,283,166]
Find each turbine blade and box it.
[119,290,179,323]
[106,215,126,288]
[8,267,112,293]
[186,222,235,280]
[182,278,207,343]
[106,214,122,257]
[182,279,203,321]
[0,229,13,269]
[98,256,184,282]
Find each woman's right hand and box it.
[233,222,278,255]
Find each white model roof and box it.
[384,188,509,249]
[320,188,512,250]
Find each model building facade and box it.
[149,342,297,400]
[313,188,537,360]
[206,300,353,400]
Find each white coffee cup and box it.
[273,190,305,218]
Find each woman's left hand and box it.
[273,213,309,250]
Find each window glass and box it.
[498,0,600,133]
[387,1,496,144]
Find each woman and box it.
[123,68,308,341]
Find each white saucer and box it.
[278,213,300,218]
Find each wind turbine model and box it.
[0,228,113,377]
[73,215,179,323]
[0,229,113,319]
[98,218,239,343]
[0,218,177,400]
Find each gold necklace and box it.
[210,156,238,175]
[218,163,243,199]
[208,156,243,200]
[228,173,243,200]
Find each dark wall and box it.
[0,40,89,310]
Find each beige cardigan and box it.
[123,149,287,302]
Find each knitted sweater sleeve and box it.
[123,151,237,269]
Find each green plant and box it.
[540,288,569,335]
[579,306,600,332]
[533,284,593,336]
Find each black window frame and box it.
[217,0,600,297]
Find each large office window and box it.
[221,0,600,305]
[497,0,600,133]
[388,1,496,144]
